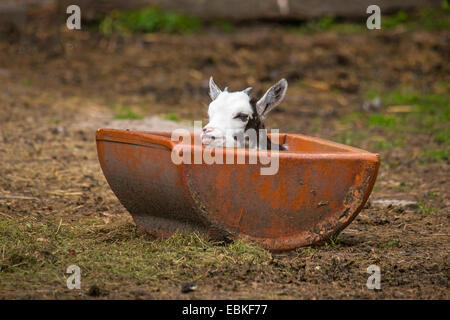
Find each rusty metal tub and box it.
[96,129,379,251]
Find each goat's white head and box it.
[201,77,288,149]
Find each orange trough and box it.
[96,129,380,251]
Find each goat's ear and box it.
[256,79,288,119]
[209,76,222,100]
[242,87,252,97]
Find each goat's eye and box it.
[234,113,249,122]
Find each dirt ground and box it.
[0,12,449,299]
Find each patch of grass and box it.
[163,113,180,122]
[334,132,367,147]
[382,9,450,30]
[434,130,450,145]
[371,140,394,150]
[380,240,400,248]
[114,110,143,120]
[427,192,438,200]
[387,161,400,169]
[421,149,449,162]
[382,11,409,29]
[339,112,363,125]
[296,16,335,33]
[370,137,404,150]
[210,19,235,32]
[99,7,202,34]
[385,91,449,110]
[308,117,324,133]
[443,0,450,11]
[364,88,449,140]
[295,16,364,34]
[367,114,397,129]
[0,215,271,293]
[21,78,32,86]
[416,201,439,215]
[413,7,450,30]
[47,118,61,124]
[394,182,411,192]
[290,8,449,34]
[324,234,342,249]
[390,91,449,131]
[296,247,318,257]
[109,104,144,120]
[364,89,382,101]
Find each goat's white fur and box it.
[202,77,288,149]
[203,89,253,148]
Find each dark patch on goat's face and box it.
[245,98,265,132]
[242,98,287,151]
[243,98,264,148]
[242,98,285,150]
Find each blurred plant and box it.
[99,7,202,34]
[109,104,144,119]
[421,149,449,162]
[324,234,342,248]
[434,130,450,145]
[210,19,235,32]
[382,8,450,30]
[163,112,180,122]
[297,16,349,33]
[364,88,449,143]
[382,11,408,29]
[370,137,404,150]
[290,8,449,33]
[367,114,397,128]
[334,132,367,147]
[414,8,450,30]
[21,78,32,86]
[417,201,439,215]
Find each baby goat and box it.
[201,77,288,151]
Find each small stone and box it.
[372,199,418,210]
[181,282,197,293]
[362,97,382,112]
[87,284,106,297]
